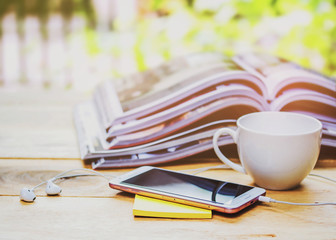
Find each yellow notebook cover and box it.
[133,195,212,219]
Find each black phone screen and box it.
[121,168,253,204]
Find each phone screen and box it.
[121,168,253,205]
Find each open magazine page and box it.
[107,84,268,138]
[92,52,225,130]
[115,52,225,104]
[93,80,124,130]
[74,52,336,169]
[81,116,236,159]
[74,100,237,168]
[109,55,267,127]
[91,136,234,169]
[106,95,265,149]
[271,89,336,139]
[101,128,234,158]
[112,70,266,128]
[234,52,336,148]
[120,60,235,111]
[118,52,225,107]
[270,88,335,117]
[233,52,336,100]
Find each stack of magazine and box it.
[74,52,336,169]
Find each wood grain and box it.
[0,89,86,159]
[1,180,335,240]
[0,89,336,240]
[1,158,335,240]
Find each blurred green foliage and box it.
[134,0,336,77]
[1,0,335,79]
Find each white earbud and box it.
[45,180,62,196]
[19,168,112,203]
[20,188,36,202]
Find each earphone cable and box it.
[258,196,336,206]
[51,168,113,181]
[31,168,115,191]
[185,164,336,206]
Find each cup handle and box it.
[213,128,246,174]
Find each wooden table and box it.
[0,89,335,240]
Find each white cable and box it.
[258,172,336,206]
[31,168,114,191]
[308,173,336,183]
[258,196,336,206]
[31,173,103,191]
[106,119,236,151]
[184,165,336,206]
[187,166,336,184]
[51,168,112,181]
[27,166,336,207]
[183,164,230,175]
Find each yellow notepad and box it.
[133,195,212,219]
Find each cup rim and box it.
[237,111,323,136]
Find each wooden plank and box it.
[1,182,335,239]
[1,88,336,239]
[0,89,87,159]
[0,159,225,196]
[1,159,335,197]
[1,89,334,162]
[1,158,336,239]
[1,157,336,239]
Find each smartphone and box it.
[109,166,266,214]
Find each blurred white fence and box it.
[0,0,139,92]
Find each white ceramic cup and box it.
[213,111,322,190]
